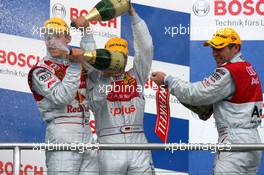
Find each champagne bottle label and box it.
[94,49,111,70]
[107,51,126,72]
[83,49,125,72]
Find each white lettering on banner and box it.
[70,8,117,28]
[164,24,190,38]
[215,0,264,16]
[0,160,44,175]
[0,49,40,69]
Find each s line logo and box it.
[110,105,136,116]
[215,0,264,16]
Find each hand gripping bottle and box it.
[80,33,97,72]
[71,0,130,28]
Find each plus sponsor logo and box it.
[110,105,136,116]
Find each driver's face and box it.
[44,33,71,58]
[212,45,239,67]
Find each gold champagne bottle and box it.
[71,0,130,28]
[83,49,126,72]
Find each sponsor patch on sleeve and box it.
[34,68,58,88]
[202,68,227,88]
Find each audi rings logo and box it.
[52,3,66,18]
[193,0,210,16]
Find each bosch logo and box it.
[193,0,210,16]
[70,8,117,28]
[52,3,66,18]
[0,49,40,68]
[215,0,264,16]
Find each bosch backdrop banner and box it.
[191,0,264,40]
[0,0,263,174]
[50,0,121,48]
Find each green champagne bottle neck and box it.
[95,0,130,21]
[95,0,115,20]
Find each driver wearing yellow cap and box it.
[87,5,156,175]
[102,37,129,77]
[151,27,262,174]
[28,17,99,175]
[203,27,241,49]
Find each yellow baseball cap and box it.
[203,28,241,49]
[44,17,70,34]
[105,37,128,55]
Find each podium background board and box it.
[0,0,263,174]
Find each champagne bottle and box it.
[67,48,126,72]
[71,0,130,28]
[83,49,126,72]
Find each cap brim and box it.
[203,38,228,49]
